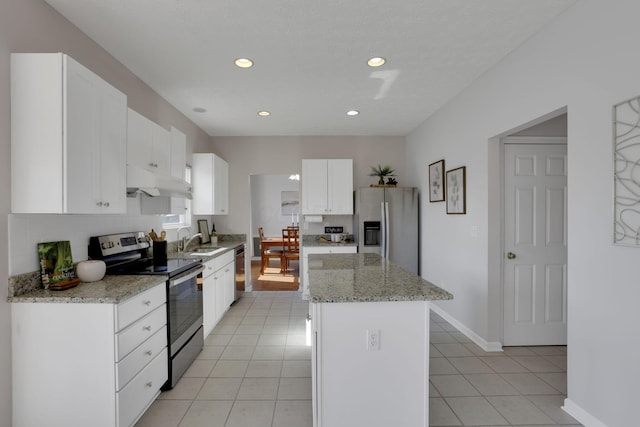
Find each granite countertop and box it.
[8,237,247,304]
[308,253,453,303]
[302,234,358,248]
[9,275,167,304]
[174,238,246,261]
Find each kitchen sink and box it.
[189,247,227,257]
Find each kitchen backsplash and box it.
[8,197,163,276]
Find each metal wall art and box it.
[614,95,640,246]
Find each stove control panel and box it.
[89,231,151,258]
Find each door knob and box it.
[506,252,516,259]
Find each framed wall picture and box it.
[197,219,211,244]
[446,166,466,214]
[429,159,445,202]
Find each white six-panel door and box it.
[503,142,567,346]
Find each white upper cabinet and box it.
[302,159,353,215]
[11,53,127,214]
[140,126,188,214]
[192,153,229,215]
[127,108,171,176]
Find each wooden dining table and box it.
[260,237,285,274]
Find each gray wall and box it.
[406,0,639,425]
[204,136,407,242]
[0,1,211,424]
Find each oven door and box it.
[168,265,205,356]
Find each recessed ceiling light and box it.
[367,57,386,67]
[257,110,271,116]
[235,58,253,68]
[192,107,207,113]
[346,110,359,116]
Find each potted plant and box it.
[369,165,396,186]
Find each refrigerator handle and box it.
[380,202,386,258]
[384,202,390,259]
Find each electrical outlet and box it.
[366,329,380,351]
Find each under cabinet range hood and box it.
[126,164,192,198]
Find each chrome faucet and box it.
[183,233,203,252]
[176,226,192,253]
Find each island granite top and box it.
[308,253,453,303]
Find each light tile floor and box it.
[136,292,582,427]
[429,311,582,427]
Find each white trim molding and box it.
[430,305,503,352]
[563,398,608,427]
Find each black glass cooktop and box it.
[108,257,202,277]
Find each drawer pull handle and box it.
[143,300,151,306]
[143,326,152,331]
[145,382,153,388]
[145,350,153,356]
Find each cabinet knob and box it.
[143,300,151,306]
[506,252,517,260]
[145,382,153,388]
[103,202,110,207]
[145,350,153,356]
[96,202,103,206]
[143,326,152,331]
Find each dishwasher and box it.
[234,245,245,301]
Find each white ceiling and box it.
[44,0,577,137]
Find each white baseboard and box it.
[562,398,608,427]
[429,305,503,353]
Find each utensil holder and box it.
[153,241,167,266]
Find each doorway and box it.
[502,138,567,345]
[249,173,301,291]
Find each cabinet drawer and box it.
[214,250,234,271]
[116,305,166,361]
[116,325,167,391]
[116,285,166,332]
[117,350,168,427]
[203,259,216,278]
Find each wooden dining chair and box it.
[282,227,300,276]
[258,227,284,274]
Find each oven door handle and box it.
[169,265,205,288]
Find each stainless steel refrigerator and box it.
[354,187,419,274]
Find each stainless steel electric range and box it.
[89,231,204,390]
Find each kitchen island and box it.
[308,253,452,427]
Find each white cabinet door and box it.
[301,159,353,215]
[202,260,217,337]
[127,108,172,175]
[214,274,226,325]
[152,123,171,175]
[127,109,154,171]
[140,126,188,215]
[214,154,229,215]
[327,159,353,214]
[302,159,329,214]
[11,53,126,214]
[193,153,229,215]
[222,261,235,308]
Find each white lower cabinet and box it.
[202,250,235,336]
[11,283,167,427]
[301,246,357,298]
[311,300,430,427]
